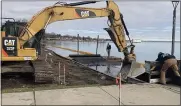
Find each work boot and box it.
[160,71,166,85]
[174,71,181,77]
[172,65,181,77]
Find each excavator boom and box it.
[19,1,132,58]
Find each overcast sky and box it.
[1,0,180,40]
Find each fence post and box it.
[96,35,99,54]
[118,72,122,106]
[77,34,79,55]
[64,64,66,85]
[58,62,61,84]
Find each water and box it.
[89,66,122,78]
[48,41,180,63]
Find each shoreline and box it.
[45,39,180,43]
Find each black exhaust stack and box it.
[65,1,99,6]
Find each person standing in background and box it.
[106,43,111,73]
[106,43,111,59]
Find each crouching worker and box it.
[155,52,180,85]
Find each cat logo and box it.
[4,40,15,46]
[81,11,90,17]
[75,9,96,18]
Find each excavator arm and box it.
[19,0,136,63]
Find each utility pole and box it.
[171,1,179,55]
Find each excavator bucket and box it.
[127,61,145,78]
[120,60,146,83]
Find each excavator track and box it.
[31,45,65,84]
[32,59,54,83]
[29,45,56,84]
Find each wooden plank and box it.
[151,71,160,75]
[150,78,171,84]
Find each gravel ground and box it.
[1,45,117,92]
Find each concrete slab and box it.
[1,84,180,105]
[2,92,34,105]
[101,84,180,105]
[35,87,118,105]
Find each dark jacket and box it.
[107,44,111,50]
[156,53,176,64]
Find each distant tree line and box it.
[44,32,110,41]
[45,32,62,38]
[16,18,28,22]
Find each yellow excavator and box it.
[1,0,136,83]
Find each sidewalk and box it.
[1,84,180,105]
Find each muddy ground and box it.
[1,44,119,92]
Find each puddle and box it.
[88,65,121,78]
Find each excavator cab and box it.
[1,18,37,61]
[1,18,27,37]
[1,19,18,57]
